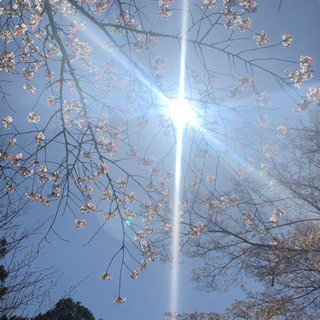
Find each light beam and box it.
[170,0,189,314]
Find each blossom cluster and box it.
[130,269,140,280]
[6,185,14,193]
[254,31,270,47]
[277,125,287,135]
[230,76,254,97]
[97,136,118,158]
[145,225,154,234]
[49,0,76,16]
[70,20,87,34]
[295,87,320,112]
[93,61,117,93]
[145,181,156,191]
[289,55,313,88]
[259,144,277,158]
[22,68,35,80]
[206,174,216,184]
[255,115,269,128]
[134,231,146,241]
[253,92,270,107]
[45,96,57,109]
[114,10,140,32]
[138,155,156,166]
[104,211,116,221]
[222,0,256,31]
[20,165,33,177]
[158,0,173,20]
[26,192,50,206]
[7,138,16,149]
[124,208,136,220]
[113,296,126,306]
[133,34,158,52]
[270,209,284,226]
[0,0,44,30]
[35,165,50,185]
[140,241,158,261]
[202,195,238,212]
[187,222,207,238]
[10,153,23,166]
[2,116,13,128]
[81,186,93,199]
[100,273,112,281]
[0,51,15,72]
[236,0,258,13]
[62,99,84,128]
[101,190,113,201]
[47,191,62,199]
[23,84,35,95]
[242,212,259,230]
[117,178,127,189]
[0,31,12,44]
[203,0,217,11]
[75,219,86,229]
[282,34,293,48]
[65,34,92,63]
[74,174,96,185]
[142,202,163,222]
[127,192,136,203]
[93,0,110,14]
[80,203,96,214]
[27,112,40,123]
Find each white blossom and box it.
[124,208,136,219]
[2,116,13,128]
[117,178,127,189]
[6,185,14,193]
[134,231,146,241]
[113,297,126,305]
[203,0,217,11]
[282,34,293,48]
[75,219,86,228]
[254,31,269,47]
[289,55,313,88]
[13,24,28,37]
[35,132,45,146]
[100,273,112,280]
[0,51,15,72]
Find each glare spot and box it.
[125,220,131,226]
[168,98,195,129]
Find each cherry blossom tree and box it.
[165,299,320,320]
[0,0,317,307]
[0,203,58,318]
[159,91,320,318]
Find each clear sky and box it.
[1,0,320,319]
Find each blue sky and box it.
[39,2,320,319]
[1,0,320,319]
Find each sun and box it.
[167,98,195,129]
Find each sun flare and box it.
[168,98,195,129]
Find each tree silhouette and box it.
[33,298,95,320]
[1,298,95,320]
[0,203,57,318]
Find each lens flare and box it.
[168,98,195,129]
[170,0,189,314]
